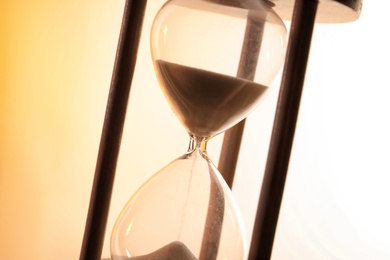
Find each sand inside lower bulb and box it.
[113,241,198,260]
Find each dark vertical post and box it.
[219,10,265,188]
[80,1,147,259]
[249,0,318,259]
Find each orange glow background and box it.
[0,1,121,258]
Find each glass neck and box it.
[187,135,210,160]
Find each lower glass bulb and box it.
[111,138,246,259]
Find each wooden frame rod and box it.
[249,0,318,259]
[80,1,147,259]
[219,9,265,188]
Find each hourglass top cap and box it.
[204,0,363,23]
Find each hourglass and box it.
[110,0,287,259]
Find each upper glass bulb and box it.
[151,0,287,138]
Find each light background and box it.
[1,0,389,259]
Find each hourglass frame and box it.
[79,0,363,259]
